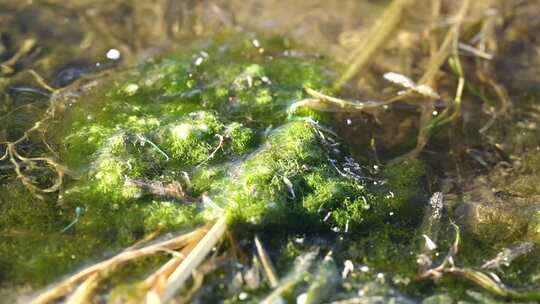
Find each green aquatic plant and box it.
[19,34,428,303]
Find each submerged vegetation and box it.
[20,35,426,303]
[1,0,540,303]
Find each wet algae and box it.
[0,34,426,301]
[4,31,539,303]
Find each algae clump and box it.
[1,35,425,289]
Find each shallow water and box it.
[1,0,540,303]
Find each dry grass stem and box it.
[290,87,393,114]
[390,0,472,164]
[142,232,205,301]
[31,228,206,304]
[334,0,417,89]
[419,224,540,301]
[65,273,101,304]
[162,217,226,302]
[254,236,279,288]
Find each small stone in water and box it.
[106,48,121,60]
[238,292,249,301]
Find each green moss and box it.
[56,34,333,171]
[189,165,228,196]
[213,122,425,233]
[219,122,330,229]
[157,111,225,165]
[303,171,371,228]
[1,33,427,291]
[63,124,114,167]
[141,200,202,231]
[52,31,337,245]
[380,160,426,220]
[0,34,335,286]
[0,185,56,232]
[0,184,100,285]
[382,160,425,207]
[224,122,256,155]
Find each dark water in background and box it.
[1,0,540,301]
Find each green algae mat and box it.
[2,6,540,303]
[0,35,426,303]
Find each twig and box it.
[28,69,57,93]
[481,242,535,270]
[418,0,471,87]
[197,134,224,167]
[0,38,36,69]
[124,230,163,252]
[444,267,540,301]
[143,240,201,302]
[65,273,101,304]
[289,88,392,114]
[419,223,540,301]
[390,0,471,164]
[162,217,227,303]
[458,42,493,60]
[334,0,417,89]
[135,134,170,161]
[31,228,204,304]
[254,236,279,288]
[261,251,318,304]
